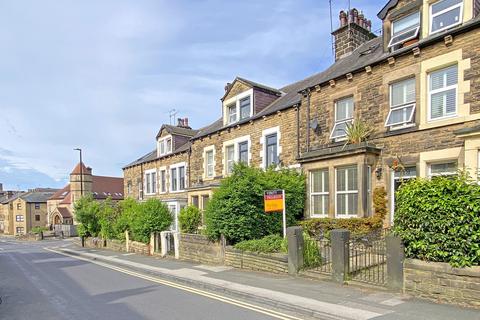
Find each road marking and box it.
[122,253,135,256]
[45,247,305,320]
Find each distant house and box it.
[47,163,123,225]
[1,189,58,235]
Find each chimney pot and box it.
[184,118,189,127]
[177,118,184,127]
[224,83,232,92]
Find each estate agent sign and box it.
[264,189,286,238]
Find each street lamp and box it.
[73,148,83,197]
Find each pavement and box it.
[40,238,480,320]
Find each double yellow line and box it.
[45,248,305,320]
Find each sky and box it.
[0,0,385,191]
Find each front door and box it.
[390,166,417,224]
[54,215,61,225]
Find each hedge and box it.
[234,235,287,254]
[301,216,383,239]
[393,174,480,267]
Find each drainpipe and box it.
[304,89,311,152]
[296,104,300,158]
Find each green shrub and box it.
[234,234,287,254]
[204,163,305,244]
[373,186,387,219]
[179,206,202,234]
[31,226,48,234]
[301,217,383,239]
[74,195,101,237]
[129,198,173,243]
[302,232,322,268]
[394,174,480,267]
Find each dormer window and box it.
[158,136,173,157]
[430,0,463,34]
[388,12,420,49]
[223,89,253,125]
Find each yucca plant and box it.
[344,119,373,146]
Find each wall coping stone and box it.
[405,259,480,277]
[226,246,288,262]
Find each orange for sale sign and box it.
[264,190,284,213]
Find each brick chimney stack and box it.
[177,117,191,129]
[331,8,376,61]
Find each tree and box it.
[204,163,305,244]
[129,198,173,243]
[74,195,101,237]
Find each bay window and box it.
[310,169,329,217]
[335,166,358,218]
[330,97,354,140]
[386,78,416,128]
[429,65,458,120]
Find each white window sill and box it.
[310,214,328,219]
[387,123,416,131]
[169,190,186,194]
[334,214,359,219]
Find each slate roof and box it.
[156,124,198,139]
[21,191,58,203]
[123,140,192,169]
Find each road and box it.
[0,238,300,320]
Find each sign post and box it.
[264,189,287,238]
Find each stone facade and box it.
[300,20,480,223]
[404,259,480,308]
[225,247,288,274]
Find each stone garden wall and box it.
[225,247,288,274]
[178,233,224,264]
[404,259,480,309]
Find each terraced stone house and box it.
[124,0,480,227]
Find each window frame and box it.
[227,103,237,124]
[310,169,329,218]
[205,149,214,178]
[388,11,420,48]
[429,0,464,35]
[238,141,249,164]
[35,215,40,222]
[225,144,235,175]
[34,203,41,210]
[428,161,458,178]
[330,96,354,140]
[427,65,458,122]
[385,77,416,129]
[265,133,278,167]
[16,227,24,234]
[144,169,157,195]
[158,135,173,156]
[335,166,359,219]
[16,215,24,222]
[170,163,187,192]
[159,169,167,193]
[239,96,251,120]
